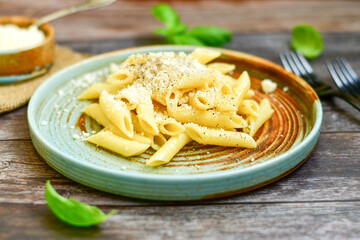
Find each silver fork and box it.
[279,51,360,111]
[279,51,333,96]
[326,58,360,99]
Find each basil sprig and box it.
[152,3,231,47]
[291,25,324,59]
[45,181,116,227]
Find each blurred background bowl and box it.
[0,16,55,81]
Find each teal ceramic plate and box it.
[28,46,322,201]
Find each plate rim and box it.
[28,45,323,183]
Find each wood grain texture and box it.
[0,30,360,238]
[1,202,360,240]
[1,0,360,41]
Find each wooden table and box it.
[1,1,360,239]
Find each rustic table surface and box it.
[1,0,360,239]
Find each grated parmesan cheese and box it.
[0,24,45,51]
[118,52,208,103]
[261,79,277,94]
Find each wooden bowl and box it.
[0,16,55,79]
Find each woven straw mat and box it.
[0,45,88,114]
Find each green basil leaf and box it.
[167,34,205,46]
[291,25,324,59]
[154,28,169,36]
[151,3,180,28]
[154,24,187,37]
[45,181,116,227]
[188,26,231,46]
[168,23,187,36]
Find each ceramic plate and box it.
[28,46,322,200]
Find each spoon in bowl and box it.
[35,0,117,27]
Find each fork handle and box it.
[333,92,360,111]
[317,88,337,97]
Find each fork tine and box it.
[326,60,352,95]
[280,52,301,76]
[286,51,321,87]
[288,52,308,76]
[338,58,360,83]
[337,58,360,96]
[295,51,314,75]
[291,51,321,88]
[331,59,358,96]
[279,53,293,73]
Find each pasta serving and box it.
[78,48,274,166]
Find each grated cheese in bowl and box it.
[0,24,45,51]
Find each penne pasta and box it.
[188,90,215,110]
[106,69,135,87]
[155,111,185,136]
[83,103,112,127]
[233,71,251,107]
[87,131,150,157]
[207,62,235,74]
[244,98,274,136]
[150,133,167,150]
[189,48,221,64]
[136,100,159,135]
[167,104,247,129]
[99,91,133,138]
[106,124,152,145]
[245,89,255,99]
[147,133,191,166]
[185,123,256,148]
[176,72,215,90]
[79,48,274,166]
[237,99,260,117]
[77,83,122,100]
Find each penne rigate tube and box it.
[245,98,274,137]
[185,123,256,148]
[77,83,122,100]
[136,101,159,136]
[106,124,152,145]
[189,48,221,64]
[237,99,260,117]
[99,91,134,138]
[150,133,167,150]
[87,131,150,157]
[233,71,251,107]
[167,104,247,129]
[207,63,235,74]
[156,114,185,136]
[188,91,215,110]
[106,69,134,87]
[147,133,192,166]
[83,103,112,127]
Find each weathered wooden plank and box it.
[2,0,360,41]
[0,106,29,140]
[0,202,360,239]
[1,133,359,205]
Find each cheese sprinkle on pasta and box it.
[122,51,211,104]
[80,48,274,166]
